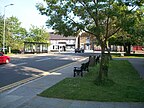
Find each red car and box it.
[0,52,10,64]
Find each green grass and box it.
[39,60,144,102]
[112,53,144,58]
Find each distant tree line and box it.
[0,15,49,53]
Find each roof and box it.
[49,33,76,40]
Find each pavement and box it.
[0,56,144,108]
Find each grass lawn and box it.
[38,60,144,102]
[112,53,144,58]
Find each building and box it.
[49,32,98,52]
[24,42,49,54]
[77,32,96,50]
[49,33,76,52]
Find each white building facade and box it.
[49,33,76,52]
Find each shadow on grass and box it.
[94,78,115,87]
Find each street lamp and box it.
[2,4,14,54]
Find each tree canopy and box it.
[36,0,144,54]
[6,16,27,50]
[25,25,49,43]
[37,0,143,37]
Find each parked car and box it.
[0,52,10,64]
[75,48,84,53]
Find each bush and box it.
[11,49,21,54]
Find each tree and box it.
[6,16,27,50]
[25,25,49,43]
[0,15,4,48]
[109,6,144,54]
[36,0,144,84]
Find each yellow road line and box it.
[0,75,41,93]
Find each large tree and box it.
[6,16,27,50]
[25,25,49,43]
[37,0,144,83]
[109,8,144,54]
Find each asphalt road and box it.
[0,53,100,88]
[0,53,89,88]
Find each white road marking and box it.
[1,62,27,68]
[54,56,81,61]
[36,58,51,62]
[15,62,27,66]
[72,57,81,60]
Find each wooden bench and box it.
[73,61,89,77]
[82,61,89,72]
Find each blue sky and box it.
[0,0,51,31]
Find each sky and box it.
[0,0,52,31]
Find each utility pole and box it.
[2,4,14,53]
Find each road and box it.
[0,53,87,88]
[0,53,100,88]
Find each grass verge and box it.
[38,60,144,102]
[112,53,144,58]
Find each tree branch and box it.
[105,16,109,39]
[108,27,121,38]
[77,0,98,27]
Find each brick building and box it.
[76,32,96,50]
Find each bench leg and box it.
[87,68,89,72]
[74,70,83,77]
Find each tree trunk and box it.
[127,44,131,55]
[124,44,131,55]
[124,45,127,52]
[89,56,95,66]
[105,46,112,60]
[97,42,109,84]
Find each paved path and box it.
[128,58,144,78]
[0,58,144,108]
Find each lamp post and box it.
[2,4,14,54]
